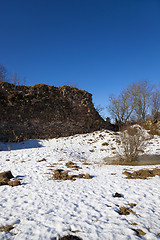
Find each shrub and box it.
[118,125,149,162]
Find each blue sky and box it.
[0,0,160,118]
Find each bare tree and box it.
[128,80,153,121]
[95,104,104,115]
[10,72,20,85]
[108,80,153,124]
[0,64,26,86]
[150,87,160,119]
[108,88,135,125]
[0,64,7,82]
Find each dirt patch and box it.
[118,206,136,215]
[118,203,137,215]
[65,161,80,170]
[123,168,160,179]
[102,142,109,146]
[131,222,138,226]
[0,224,14,232]
[0,171,21,187]
[132,228,146,236]
[8,179,21,187]
[59,235,82,240]
[113,192,123,198]
[0,171,13,186]
[129,203,136,208]
[37,158,46,162]
[82,162,90,165]
[51,169,92,181]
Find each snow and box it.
[0,130,160,240]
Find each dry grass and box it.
[37,158,46,162]
[65,161,81,170]
[0,225,14,232]
[118,206,136,215]
[132,228,146,236]
[123,168,160,179]
[50,169,92,181]
[102,142,109,146]
[89,149,94,152]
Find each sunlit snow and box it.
[0,130,160,240]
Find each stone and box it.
[0,82,115,142]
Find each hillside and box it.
[0,82,112,142]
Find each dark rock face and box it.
[0,82,110,142]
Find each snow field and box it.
[0,130,160,239]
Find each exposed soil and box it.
[51,169,92,181]
[113,192,123,198]
[59,235,82,240]
[128,203,136,208]
[0,225,14,232]
[65,161,81,170]
[8,179,21,187]
[132,228,146,236]
[123,168,160,179]
[0,171,21,186]
[37,158,47,162]
[118,206,136,215]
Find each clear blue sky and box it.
[0,0,160,118]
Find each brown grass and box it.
[51,169,92,181]
[0,225,14,232]
[37,158,46,162]
[102,142,109,146]
[132,229,146,236]
[118,206,136,215]
[123,168,160,179]
[65,161,81,170]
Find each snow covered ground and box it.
[0,130,160,240]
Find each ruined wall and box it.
[0,82,109,142]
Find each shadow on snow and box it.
[0,139,44,151]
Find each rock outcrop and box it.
[0,81,110,142]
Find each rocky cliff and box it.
[0,81,110,142]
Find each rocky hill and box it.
[0,81,111,142]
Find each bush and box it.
[118,125,149,162]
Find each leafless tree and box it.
[108,88,136,125]
[0,64,7,82]
[108,80,153,124]
[0,64,26,86]
[150,87,160,119]
[128,80,153,121]
[10,72,20,85]
[95,104,104,115]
